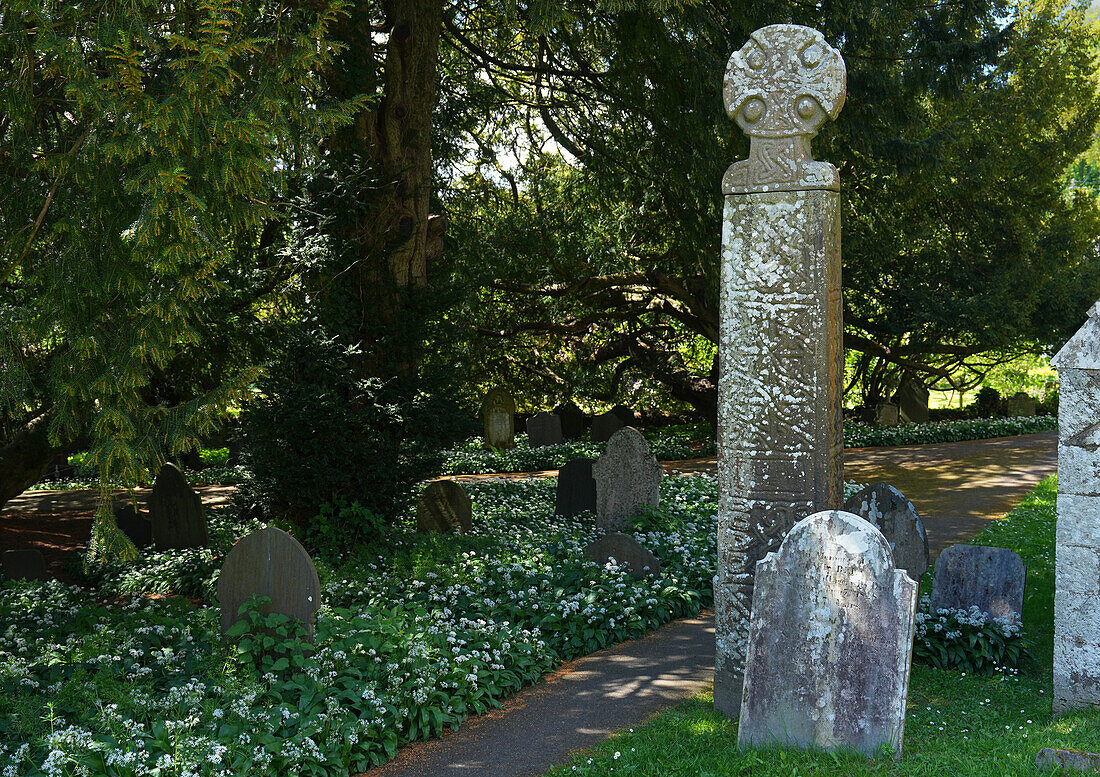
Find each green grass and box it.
[544,476,1100,777]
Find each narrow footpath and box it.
[367,431,1058,777]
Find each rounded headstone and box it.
[610,404,636,426]
[149,462,208,550]
[2,549,47,582]
[895,380,930,424]
[218,527,321,639]
[527,411,563,447]
[555,458,597,518]
[590,411,625,443]
[843,483,929,582]
[417,480,473,534]
[583,532,662,580]
[930,545,1026,621]
[553,401,588,440]
[481,387,516,449]
[592,427,663,531]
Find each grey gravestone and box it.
[715,24,847,717]
[149,462,208,550]
[481,387,516,449]
[844,483,929,582]
[1036,748,1100,773]
[583,532,661,580]
[114,503,152,549]
[555,458,597,517]
[590,411,625,443]
[739,510,918,758]
[554,401,588,440]
[611,404,636,426]
[895,380,930,424]
[2,549,47,582]
[929,545,1026,621]
[1005,391,1037,417]
[876,401,900,427]
[1052,300,1100,714]
[592,427,663,531]
[527,411,563,447]
[416,480,473,534]
[218,527,321,639]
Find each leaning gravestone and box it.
[555,458,598,517]
[218,527,322,640]
[611,404,636,427]
[554,401,588,440]
[929,545,1026,621]
[844,483,929,582]
[2,549,47,582]
[114,503,152,549]
[149,462,208,550]
[416,480,473,534]
[592,427,663,531]
[738,510,918,758]
[481,387,516,449]
[527,411,563,447]
[896,380,930,424]
[583,532,662,580]
[590,411,625,443]
[714,24,847,717]
[1052,299,1100,714]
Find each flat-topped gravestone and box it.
[481,387,516,449]
[739,510,918,758]
[583,532,661,580]
[844,483,929,582]
[2,549,47,582]
[590,411,625,443]
[592,427,663,531]
[527,411,563,447]
[896,380,930,424]
[417,480,473,534]
[715,23,847,717]
[876,401,900,427]
[114,503,152,549]
[554,401,588,440]
[1005,391,1037,417]
[150,462,208,550]
[930,545,1025,621]
[218,526,321,639]
[555,458,597,517]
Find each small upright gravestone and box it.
[554,401,588,440]
[583,532,661,580]
[218,527,321,640]
[929,545,1026,621]
[1005,391,1038,417]
[481,387,516,449]
[555,458,597,517]
[738,510,918,758]
[114,503,152,549]
[592,427,663,531]
[416,480,473,534]
[527,412,563,447]
[844,483,929,582]
[876,401,900,427]
[2,549,47,582]
[149,462,208,551]
[895,380,930,424]
[610,404,636,426]
[589,411,625,443]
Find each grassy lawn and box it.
[544,476,1100,777]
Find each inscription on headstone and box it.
[714,24,846,717]
[2,549,47,582]
[1052,300,1100,714]
[592,427,663,531]
[149,462,208,550]
[416,480,473,534]
[527,411,563,447]
[218,526,321,639]
[481,387,516,449]
[929,544,1026,621]
[738,510,917,758]
[844,483,929,582]
[590,411,625,443]
[555,458,598,518]
[583,532,662,580]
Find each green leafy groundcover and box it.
[0,476,719,777]
[442,416,1057,475]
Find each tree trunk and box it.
[0,408,67,510]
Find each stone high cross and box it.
[714,24,846,718]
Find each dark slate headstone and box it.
[555,458,597,517]
[930,545,1026,621]
[583,532,661,580]
[114,503,152,549]
[738,510,918,758]
[481,387,516,449]
[844,483,929,582]
[895,380,930,424]
[2,549,47,582]
[527,411,563,447]
[217,527,321,639]
[553,401,588,440]
[416,480,473,534]
[592,427,662,531]
[1005,391,1037,417]
[149,462,208,550]
[590,411,625,443]
[611,404,636,426]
